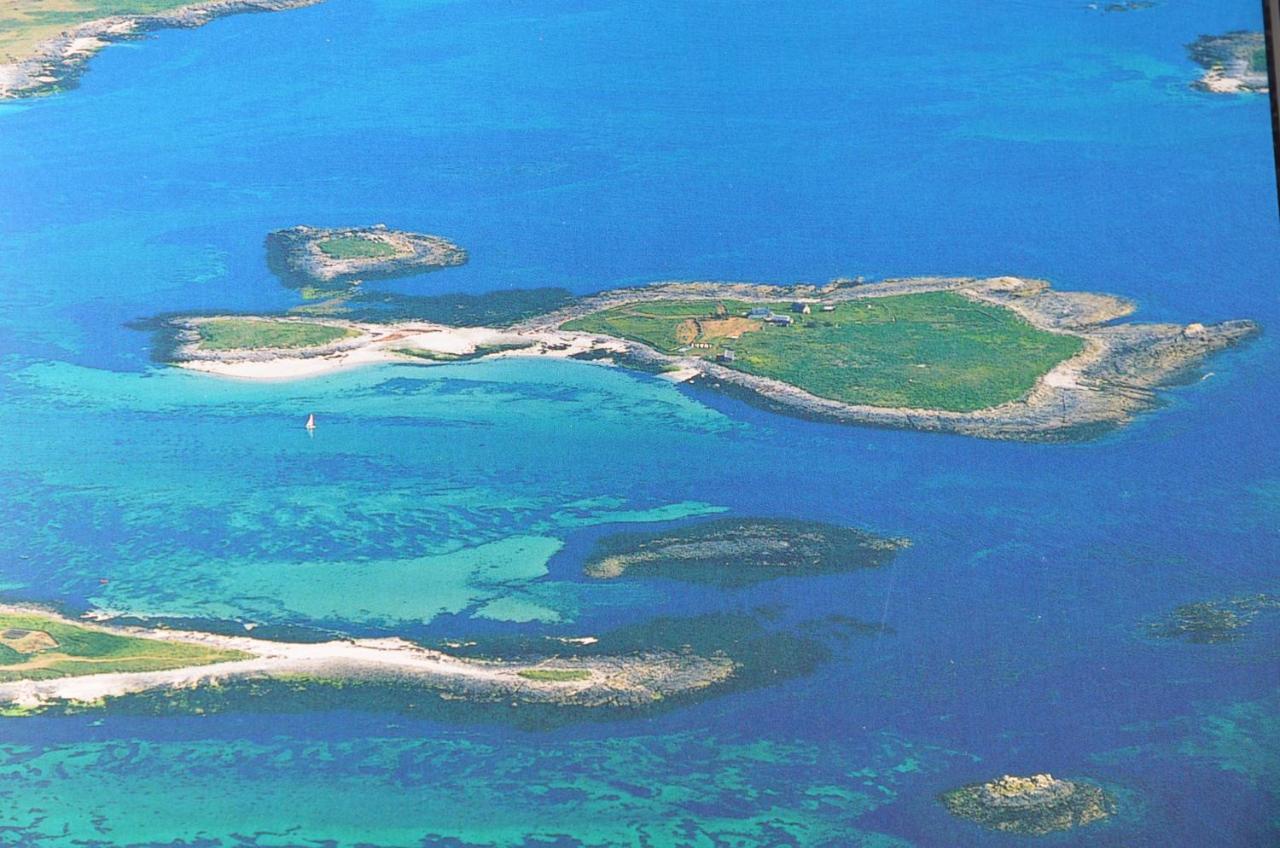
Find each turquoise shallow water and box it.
[1,0,1278,845]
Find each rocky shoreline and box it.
[0,0,323,99]
[0,605,736,714]
[1187,31,1269,94]
[266,224,468,288]
[162,276,1258,442]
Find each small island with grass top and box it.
[0,0,323,99]
[583,518,909,586]
[267,224,468,289]
[158,272,1258,440]
[1188,31,1269,94]
[0,604,737,716]
[941,773,1117,836]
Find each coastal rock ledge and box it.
[266,224,468,287]
[1187,31,1269,94]
[0,1,324,99]
[941,773,1117,836]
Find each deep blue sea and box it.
[1,0,1277,845]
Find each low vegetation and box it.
[315,236,399,260]
[516,668,592,682]
[394,341,533,363]
[195,318,359,351]
[564,292,1083,412]
[295,287,578,328]
[0,611,248,682]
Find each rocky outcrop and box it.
[266,224,468,288]
[535,276,1260,443]
[1188,32,1269,94]
[583,517,909,586]
[0,0,324,99]
[941,773,1117,835]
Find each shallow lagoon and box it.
[0,0,1277,844]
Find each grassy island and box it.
[162,275,1257,442]
[195,318,359,351]
[0,611,246,682]
[564,292,1083,411]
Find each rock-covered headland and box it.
[0,1,324,99]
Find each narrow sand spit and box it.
[0,605,736,712]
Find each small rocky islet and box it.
[582,517,909,586]
[940,773,1117,836]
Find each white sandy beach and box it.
[175,321,626,381]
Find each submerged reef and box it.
[1146,594,1280,644]
[1188,32,1270,94]
[583,517,909,586]
[940,773,1117,836]
[266,224,468,288]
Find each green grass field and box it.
[316,236,399,260]
[195,318,359,351]
[563,292,1084,412]
[517,668,592,682]
[0,612,248,683]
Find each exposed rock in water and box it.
[582,517,909,586]
[941,773,1117,836]
[266,224,467,288]
[1147,593,1280,644]
[1187,32,1269,94]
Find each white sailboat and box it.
[305,413,316,431]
